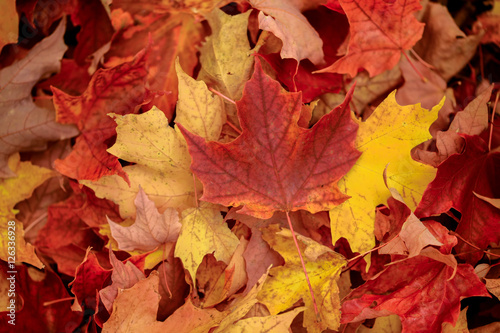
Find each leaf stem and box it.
[192,173,199,208]
[162,244,173,299]
[489,91,499,152]
[346,242,390,265]
[285,211,320,321]
[449,231,500,258]
[226,120,243,135]
[410,48,435,70]
[43,297,74,306]
[208,87,236,105]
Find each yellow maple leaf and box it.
[174,202,239,288]
[330,92,442,260]
[223,307,304,333]
[81,108,199,218]
[257,224,346,332]
[0,153,54,268]
[175,59,226,141]
[198,9,255,102]
[197,9,259,125]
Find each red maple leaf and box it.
[52,48,149,183]
[70,249,112,314]
[179,59,360,219]
[416,135,500,264]
[318,0,424,77]
[341,221,490,331]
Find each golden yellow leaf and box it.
[257,224,346,332]
[81,108,199,218]
[175,59,225,141]
[330,92,442,259]
[223,307,304,333]
[0,153,54,268]
[174,202,239,287]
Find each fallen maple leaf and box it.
[258,224,346,332]
[69,248,111,313]
[203,237,248,307]
[107,187,181,252]
[180,59,360,219]
[99,250,145,313]
[174,202,239,287]
[260,53,343,103]
[81,107,199,218]
[197,9,256,105]
[341,256,489,332]
[0,19,78,178]
[175,59,225,141]
[0,261,83,332]
[416,135,500,264]
[106,1,205,120]
[414,2,484,81]
[52,47,150,182]
[379,189,442,258]
[330,91,440,260]
[249,0,326,66]
[318,0,424,77]
[0,153,53,268]
[227,307,304,332]
[71,0,114,66]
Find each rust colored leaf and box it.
[318,0,424,77]
[416,135,500,264]
[52,48,149,182]
[180,59,360,219]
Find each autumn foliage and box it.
[1,0,500,332]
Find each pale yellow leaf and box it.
[175,58,225,141]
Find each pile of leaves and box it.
[1,0,500,332]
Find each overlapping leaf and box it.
[330,92,441,259]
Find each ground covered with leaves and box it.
[1,0,500,332]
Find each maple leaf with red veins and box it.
[52,48,149,183]
[259,54,343,103]
[179,59,360,219]
[341,221,490,331]
[70,248,112,313]
[341,256,490,331]
[416,135,500,264]
[318,0,424,77]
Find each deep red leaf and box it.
[416,135,500,264]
